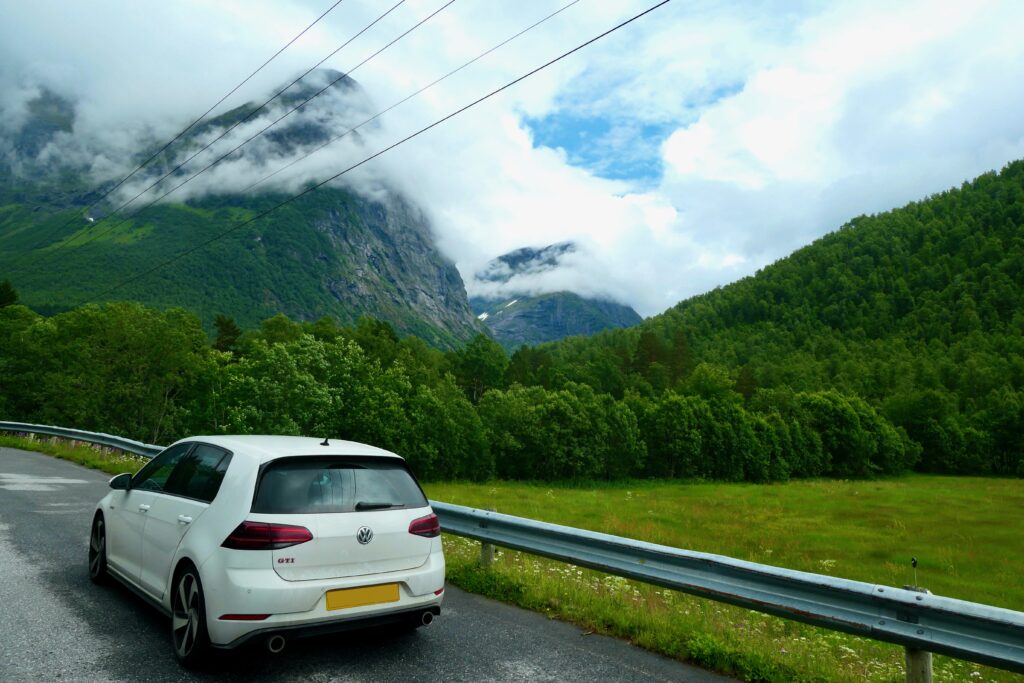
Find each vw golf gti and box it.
[88,435,445,666]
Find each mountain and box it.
[517,161,1024,475]
[469,243,642,348]
[0,74,481,347]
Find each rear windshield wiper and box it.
[355,501,399,510]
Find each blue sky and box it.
[523,78,745,185]
[524,112,671,183]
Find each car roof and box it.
[171,435,403,464]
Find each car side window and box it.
[164,444,232,503]
[132,443,193,492]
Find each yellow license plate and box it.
[326,583,400,611]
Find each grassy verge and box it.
[425,478,1024,683]
[0,433,148,475]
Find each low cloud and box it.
[3,1,1024,318]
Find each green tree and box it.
[682,363,736,402]
[450,333,508,403]
[27,303,213,443]
[259,313,304,345]
[213,314,242,353]
[0,279,17,308]
[404,375,492,480]
[350,317,401,368]
[221,336,333,435]
[638,392,703,478]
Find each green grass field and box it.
[4,436,1021,681]
[424,478,1024,682]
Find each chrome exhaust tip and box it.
[266,634,286,654]
[420,611,434,626]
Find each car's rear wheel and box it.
[88,515,107,584]
[171,566,211,667]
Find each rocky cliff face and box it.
[0,75,481,347]
[470,243,642,349]
[471,291,642,349]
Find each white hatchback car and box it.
[89,435,445,666]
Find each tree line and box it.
[0,298,920,482]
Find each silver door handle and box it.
[138,504,151,512]
[177,515,193,525]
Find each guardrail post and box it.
[480,508,496,569]
[904,586,933,683]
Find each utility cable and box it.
[87,0,672,303]
[6,0,345,276]
[91,0,408,227]
[49,0,448,258]
[242,0,581,194]
[99,0,348,202]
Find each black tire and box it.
[88,515,108,584]
[171,566,212,668]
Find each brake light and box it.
[409,513,440,538]
[221,521,313,550]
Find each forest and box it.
[1,160,1022,481]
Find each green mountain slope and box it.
[0,80,480,347]
[525,161,1024,474]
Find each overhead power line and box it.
[97,0,348,202]
[44,0,450,259]
[243,0,582,195]
[88,0,672,304]
[7,0,345,276]
[91,0,408,226]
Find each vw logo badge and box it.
[356,526,374,545]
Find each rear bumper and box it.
[201,547,445,646]
[213,604,441,649]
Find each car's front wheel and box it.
[88,515,108,584]
[171,566,211,667]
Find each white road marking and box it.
[0,473,90,491]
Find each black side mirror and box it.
[109,473,132,490]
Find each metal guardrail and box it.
[0,421,162,458]
[3,421,1023,676]
[431,503,1024,675]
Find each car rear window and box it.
[252,457,428,514]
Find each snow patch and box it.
[477,312,489,321]
[504,299,518,308]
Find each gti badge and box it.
[356,526,374,545]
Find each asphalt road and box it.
[0,447,730,682]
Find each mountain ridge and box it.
[469,242,642,348]
[0,75,483,346]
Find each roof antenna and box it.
[320,437,330,446]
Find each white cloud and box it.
[3,0,1024,318]
[659,0,1024,279]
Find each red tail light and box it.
[222,521,313,550]
[409,513,440,538]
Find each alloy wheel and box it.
[172,572,201,659]
[88,517,106,582]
